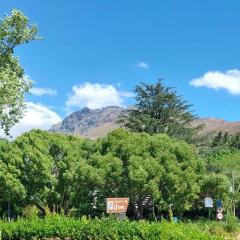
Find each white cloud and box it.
[30,87,58,96]
[190,69,240,95]
[23,75,57,96]
[1,102,61,138]
[135,62,149,69]
[66,82,133,111]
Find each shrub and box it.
[0,216,225,240]
[225,214,239,232]
[22,205,39,220]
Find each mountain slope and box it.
[50,106,240,139]
[192,118,240,136]
[50,106,125,139]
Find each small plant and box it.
[22,205,39,220]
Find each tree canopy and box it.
[0,127,239,219]
[0,9,39,135]
[0,129,208,219]
[120,80,202,143]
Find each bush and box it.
[225,214,239,232]
[0,216,225,240]
[22,205,39,220]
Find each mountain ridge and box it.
[50,106,125,139]
[50,106,240,139]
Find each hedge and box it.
[0,216,225,240]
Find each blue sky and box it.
[1,1,240,136]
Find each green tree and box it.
[211,131,240,150]
[0,139,26,216]
[14,130,88,215]
[120,80,202,143]
[0,128,208,219]
[204,150,240,215]
[211,131,230,148]
[230,132,240,149]
[47,133,90,214]
[150,133,203,214]
[0,9,39,135]
[200,173,230,202]
[99,129,203,217]
[14,130,54,213]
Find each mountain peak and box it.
[80,107,91,114]
[50,106,240,139]
[50,106,126,139]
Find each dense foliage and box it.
[211,131,240,150]
[0,9,39,135]
[1,127,238,221]
[0,129,210,219]
[120,80,202,143]
[1,124,240,222]
[0,216,226,240]
[203,147,240,216]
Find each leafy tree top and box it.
[0,9,40,135]
[120,80,202,143]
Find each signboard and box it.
[216,200,222,209]
[204,197,213,208]
[106,198,129,213]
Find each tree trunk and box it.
[138,197,143,219]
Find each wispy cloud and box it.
[135,62,149,70]
[66,82,134,112]
[30,87,58,96]
[24,75,58,96]
[190,69,240,95]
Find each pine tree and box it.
[120,80,202,143]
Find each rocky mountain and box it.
[50,106,240,139]
[50,106,125,139]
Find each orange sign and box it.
[106,198,129,213]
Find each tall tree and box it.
[0,139,26,217]
[0,9,39,135]
[99,129,203,217]
[120,80,202,142]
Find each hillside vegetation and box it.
[0,128,240,221]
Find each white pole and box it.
[232,171,235,216]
